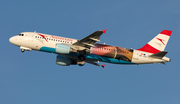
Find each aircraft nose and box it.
[9,36,18,45]
[9,37,15,44]
[9,37,13,43]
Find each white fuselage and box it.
[9,32,78,50]
[9,32,171,65]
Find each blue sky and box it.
[1,0,180,104]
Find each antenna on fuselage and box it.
[34,31,36,33]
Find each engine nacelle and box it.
[56,55,77,66]
[55,43,71,54]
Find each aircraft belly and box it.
[65,53,135,64]
[85,54,135,64]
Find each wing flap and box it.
[82,42,95,47]
[89,38,100,42]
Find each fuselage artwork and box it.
[9,29,172,68]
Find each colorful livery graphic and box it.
[91,44,133,62]
[9,29,172,68]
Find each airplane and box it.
[9,29,172,68]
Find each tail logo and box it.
[156,38,165,45]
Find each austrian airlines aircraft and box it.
[9,29,172,68]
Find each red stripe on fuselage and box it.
[137,44,160,54]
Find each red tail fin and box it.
[138,30,172,54]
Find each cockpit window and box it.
[18,34,24,36]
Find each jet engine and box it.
[56,55,77,66]
[55,43,72,54]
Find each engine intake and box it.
[55,43,71,54]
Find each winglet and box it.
[102,29,107,33]
[101,64,106,68]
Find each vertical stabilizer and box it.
[138,30,172,54]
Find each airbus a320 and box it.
[9,29,172,68]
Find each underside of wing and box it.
[86,61,106,68]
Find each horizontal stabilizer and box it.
[149,51,168,59]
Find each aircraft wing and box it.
[73,29,107,49]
